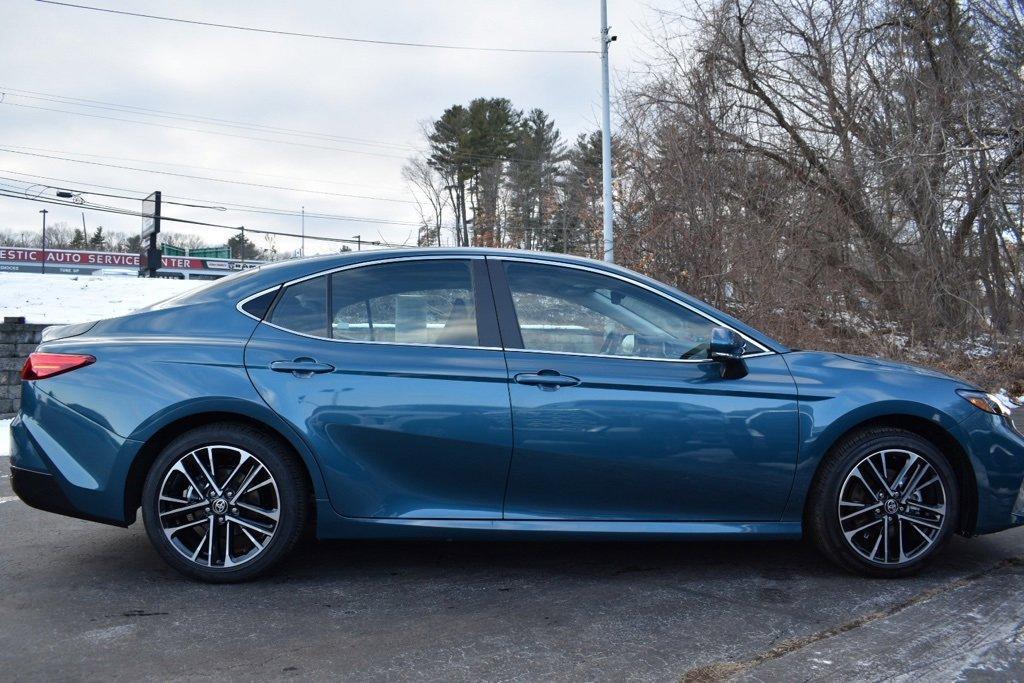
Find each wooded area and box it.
[0,223,270,260]
[409,0,1024,389]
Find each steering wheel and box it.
[599,330,626,355]
[680,341,710,360]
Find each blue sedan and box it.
[9,248,1024,581]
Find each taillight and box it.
[20,353,95,380]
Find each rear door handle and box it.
[270,358,335,377]
[513,370,580,389]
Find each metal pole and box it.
[355,234,361,252]
[600,0,615,263]
[301,206,305,257]
[39,209,48,274]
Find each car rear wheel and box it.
[807,427,959,577]
[141,423,308,582]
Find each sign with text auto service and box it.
[0,247,260,276]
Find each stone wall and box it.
[0,317,50,417]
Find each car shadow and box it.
[57,515,1020,592]
[280,537,831,582]
[264,532,1015,588]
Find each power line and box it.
[0,87,417,152]
[0,98,559,168]
[0,143,409,193]
[0,190,413,246]
[0,188,219,226]
[0,147,418,204]
[0,101,415,161]
[0,171,422,226]
[35,1,599,55]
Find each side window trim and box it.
[491,256,773,362]
[252,255,502,350]
[471,259,502,348]
[485,256,524,349]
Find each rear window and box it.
[143,266,267,311]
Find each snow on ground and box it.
[0,272,204,324]
[1,418,10,456]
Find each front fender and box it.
[781,399,973,522]
[780,351,976,524]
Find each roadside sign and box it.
[140,191,162,277]
[141,191,161,238]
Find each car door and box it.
[244,256,513,519]
[491,257,800,522]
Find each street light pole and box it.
[301,206,305,257]
[39,209,48,275]
[600,0,616,263]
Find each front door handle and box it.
[270,358,335,377]
[514,370,581,389]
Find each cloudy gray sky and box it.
[1,0,659,255]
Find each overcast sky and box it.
[1,0,660,256]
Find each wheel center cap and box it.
[884,499,899,515]
[211,498,228,515]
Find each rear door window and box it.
[331,260,479,347]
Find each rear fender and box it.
[126,396,329,502]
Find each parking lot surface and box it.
[2,454,1022,682]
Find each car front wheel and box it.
[807,427,959,577]
[141,423,309,582]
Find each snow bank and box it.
[1,418,10,457]
[0,273,204,324]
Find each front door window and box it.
[504,261,720,360]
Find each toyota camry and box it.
[10,249,1024,581]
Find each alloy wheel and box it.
[837,449,947,565]
[157,445,280,569]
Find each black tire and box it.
[141,422,309,583]
[807,427,959,578]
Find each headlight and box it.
[957,389,1018,417]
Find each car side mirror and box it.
[709,327,748,379]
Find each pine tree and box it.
[88,226,106,251]
[555,132,603,256]
[428,105,473,246]
[227,233,259,260]
[428,98,520,246]
[508,109,565,250]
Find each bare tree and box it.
[403,158,451,246]
[623,0,1024,352]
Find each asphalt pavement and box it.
[2,454,1022,682]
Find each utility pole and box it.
[600,0,616,263]
[300,206,306,257]
[39,209,48,274]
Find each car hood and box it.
[830,352,974,387]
